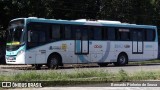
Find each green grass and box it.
[0,69,160,81]
[1,69,160,86]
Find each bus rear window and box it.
[145,29,155,41]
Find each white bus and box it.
[6,17,158,69]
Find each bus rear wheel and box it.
[47,55,60,69]
[114,53,128,66]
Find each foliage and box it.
[0,0,160,40]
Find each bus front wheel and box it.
[114,53,128,66]
[47,55,60,69]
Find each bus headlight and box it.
[17,50,24,56]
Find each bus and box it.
[6,17,158,69]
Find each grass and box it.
[1,69,160,86]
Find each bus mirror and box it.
[28,30,31,42]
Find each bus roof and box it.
[11,17,157,29]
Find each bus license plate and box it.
[8,57,14,60]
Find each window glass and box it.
[137,30,143,41]
[30,31,39,42]
[132,29,143,41]
[88,28,93,40]
[93,27,102,40]
[39,31,46,42]
[108,28,115,40]
[118,29,130,41]
[146,29,155,41]
[75,28,81,40]
[82,28,88,40]
[103,28,108,40]
[51,25,60,39]
[28,23,47,43]
[132,30,137,41]
[64,26,71,39]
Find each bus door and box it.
[132,29,143,54]
[75,28,89,55]
[27,28,46,64]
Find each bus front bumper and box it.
[6,53,25,64]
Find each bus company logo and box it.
[115,45,123,48]
[145,45,153,48]
[61,44,67,50]
[124,45,130,48]
[2,82,11,87]
[94,45,102,48]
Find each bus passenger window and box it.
[108,28,115,40]
[82,29,88,40]
[89,30,94,40]
[132,30,138,41]
[39,31,46,42]
[64,26,71,39]
[51,25,60,40]
[118,29,130,41]
[93,27,102,40]
[103,28,108,40]
[137,31,143,41]
[30,31,39,42]
[145,29,155,41]
[76,29,81,40]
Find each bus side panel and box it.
[89,41,105,63]
[45,41,78,64]
[61,41,78,64]
[25,51,36,64]
[153,42,158,59]
[113,41,132,62]
[89,41,116,63]
[106,41,117,63]
[143,42,154,60]
[26,45,47,64]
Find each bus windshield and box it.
[7,26,24,45]
[6,19,25,51]
[7,19,25,46]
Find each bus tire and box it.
[114,53,128,66]
[98,63,108,67]
[47,55,60,69]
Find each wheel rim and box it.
[119,56,126,64]
[50,58,58,68]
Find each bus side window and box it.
[51,25,60,40]
[118,28,130,41]
[82,27,88,40]
[93,27,102,40]
[76,29,81,40]
[108,28,115,40]
[132,30,137,41]
[89,29,94,40]
[39,31,46,42]
[72,26,81,40]
[30,31,39,42]
[64,26,72,40]
[103,27,108,40]
[145,29,155,41]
